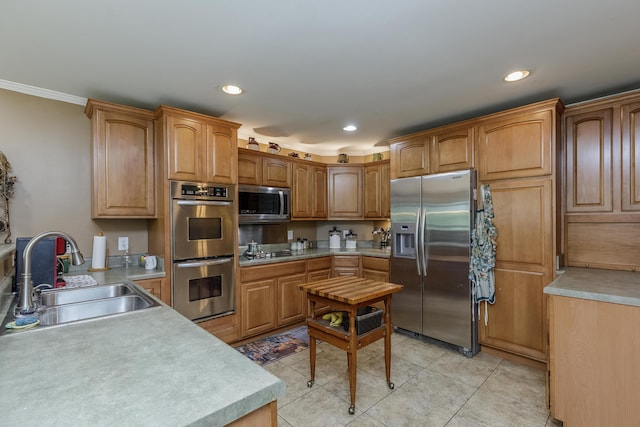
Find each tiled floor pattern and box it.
[264,332,562,427]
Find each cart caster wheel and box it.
[348,405,355,415]
[307,380,314,388]
[388,382,395,390]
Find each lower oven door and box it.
[172,257,235,321]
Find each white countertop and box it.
[544,267,640,307]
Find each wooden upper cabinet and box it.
[390,134,430,178]
[204,124,236,184]
[238,151,262,185]
[477,103,557,181]
[292,161,327,219]
[166,115,203,182]
[565,108,613,212]
[85,99,156,218]
[621,101,640,211]
[364,160,390,218]
[431,125,474,173]
[156,106,240,183]
[263,156,291,187]
[238,149,291,187]
[328,165,363,218]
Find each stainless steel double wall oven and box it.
[171,181,236,321]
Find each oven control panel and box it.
[171,181,235,201]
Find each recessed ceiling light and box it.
[221,84,243,95]
[504,70,531,82]
[343,124,357,132]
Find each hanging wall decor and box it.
[0,151,16,243]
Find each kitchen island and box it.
[0,288,285,426]
[545,267,640,427]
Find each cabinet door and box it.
[364,164,382,218]
[328,166,363,218]
[241,279,276,338]
[292,162,312,218]
[277,273,307,326]
[390,135,430,178]
[90,105,156,218]
[135,278,164,300]
[167,115,203,181]
[622,102,640,211]
[381,161,391,218]
[238,152,262,185]
[311,166,328,218]
[263,157,291,187]
[478,178,554,361]
[565,108,613,212]
[204,124,236,184]
[431,125,474,173]
[478,109,553,181]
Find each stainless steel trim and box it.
[176,200,232,207]
[176,258,232,268]
[278,190,285,216]
[415,208,421,276]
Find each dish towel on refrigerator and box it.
[469,184,497,325]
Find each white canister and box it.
[329,231,341,249]
[144,255,157,270]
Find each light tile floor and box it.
[264,332,563,427]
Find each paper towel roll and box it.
[91,234,107,269]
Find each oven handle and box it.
[176,258,233,268]
[176,200,232,207]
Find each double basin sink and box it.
[37,282,161,327]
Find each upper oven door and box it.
[172,199,235,260]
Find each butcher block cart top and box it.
[297,277,404,415]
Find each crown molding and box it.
[0,79,87,105]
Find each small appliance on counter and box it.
[243,240,260,259]
[329,227,341,249]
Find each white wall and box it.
[0,89,149,255]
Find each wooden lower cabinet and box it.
[307,257,332,315]
[134,277,168,305]
[332,255,361,277]
[228,401,277,427]
[362,256,389,281]
[549,295,640,426]
[240,260,306,339]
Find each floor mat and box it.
[235,326,309,366]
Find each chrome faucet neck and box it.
[17,231,85,316]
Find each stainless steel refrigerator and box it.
[390,170,479,356]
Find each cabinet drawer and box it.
[240,260,305,282]
[307,256,332,271]
[332,255,360,268]
[362,256,388,271]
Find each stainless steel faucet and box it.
[16,231,85,316]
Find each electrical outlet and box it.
[287,230,294,240]
[118,236,129,251]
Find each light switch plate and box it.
[118,236,129,251]
[287,230,293,240]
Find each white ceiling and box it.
[2,1,640,155]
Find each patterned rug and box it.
[235,326,309,366]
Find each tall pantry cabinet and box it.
[388,98,563,366]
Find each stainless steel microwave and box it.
[238,185,290,223]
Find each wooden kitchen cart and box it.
[297,277,403,414]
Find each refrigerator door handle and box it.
[421,208,428,275]
[415,207,421,276]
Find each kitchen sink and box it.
[40,283,135,306]
[36,282,161,327]
[38,295,158,326]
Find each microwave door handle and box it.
[278,190,285,216]
[176,200,232,207]
[177,258,232,268]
